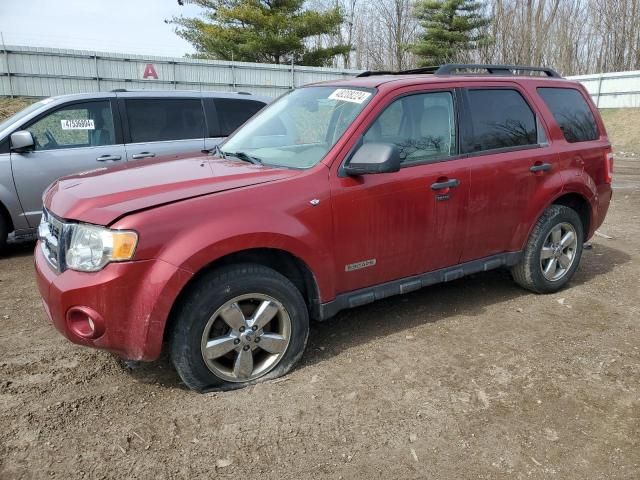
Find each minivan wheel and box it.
[511,205,584,294]
[0,215,8,255]
[170,263,309,392]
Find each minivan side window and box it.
[26,101,115,151]
[465,89,538,153]
[214,99,265,137]
[537,87,599,143]
[125,98,205,143]
[363,91,457,164]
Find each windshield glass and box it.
[221,86,374,169]
[0,99,51,133]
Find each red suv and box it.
[35,64,613,391]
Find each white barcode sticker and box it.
[61,119,95,130]
[328,89,371,104]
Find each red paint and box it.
[142,63,158,79]
[35,74,613,361]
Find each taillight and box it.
[604,151,614,184]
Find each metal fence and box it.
[0,45,360,99]
[1,45,639,108]
[567,71,640,108]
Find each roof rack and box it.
[356,63,562,78]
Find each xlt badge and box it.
[345,259,377,272]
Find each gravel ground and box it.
[1,156,639,479]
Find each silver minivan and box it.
[0,90,269,250]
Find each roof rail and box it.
[356,63,562,78]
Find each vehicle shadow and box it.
[122,242,633,390]
[0,238,36,259]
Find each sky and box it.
[0,0,203,57]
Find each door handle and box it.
[131,152,156,159]
[431,179,460,190]
[96,154,122,162]
[529,162,552,173]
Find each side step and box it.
[318,251,522,320]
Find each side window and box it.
[363,91,457,164]
[537,87,599,142]
[126,98,205,143]
[26,101,115,151]
[214,99,265,137]
[465,89,538,153]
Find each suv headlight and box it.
[66,224,138,272]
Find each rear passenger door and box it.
[204,97,265,151]
[459,86,561,262]
[120,97,206,162]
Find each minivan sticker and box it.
[329,89,371,104]
[61,119,95,130]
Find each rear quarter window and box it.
[537,87,599,142]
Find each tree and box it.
[411,0,490,66]
[171,0,350,66]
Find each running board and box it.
[318,251,523,321]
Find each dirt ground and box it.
[1,109,639,479]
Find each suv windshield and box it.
[221,86,374,169]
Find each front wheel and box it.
[0,214,8,255]
[511,205,584,293]
[170,263,309,392]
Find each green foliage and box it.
[171,0,350,66]
[411,0,490,66]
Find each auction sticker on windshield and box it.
[328,89,371,104]
[61,119,95,130]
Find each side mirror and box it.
[10,131,35,152]
[343,142,401,176]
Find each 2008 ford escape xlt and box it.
[34,64,613,392]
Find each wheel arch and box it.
[0,199,14,233]
[163,247,322,343]
[551,192,591,238]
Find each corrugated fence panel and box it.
[567,71,640,108]
[0,45,361,99]
[1,45,637,108]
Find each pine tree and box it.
[171,0,350,66]
[411,0,490,67]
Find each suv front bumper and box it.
[34,244,192,361]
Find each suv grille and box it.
[38,209,68,272]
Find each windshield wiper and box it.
[224,151,263,165]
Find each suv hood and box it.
[44,155,299,225]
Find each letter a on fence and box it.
[142,63,158,80]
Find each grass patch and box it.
[599,108,640,154]
[0,97,36,122]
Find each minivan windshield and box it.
[0,99,51,134]
[221,86,374,169]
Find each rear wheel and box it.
[511,205,584,293]
[170,263,309,392]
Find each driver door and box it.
[330,89,470,294]
[11,99,125,227]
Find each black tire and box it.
[511,205,584,294]
[0,214,8,255]
[170,263,309,392]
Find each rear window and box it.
[125,98,205,143]
[214,99,265,137]
[465,89,538,153]
[537,87,599,142]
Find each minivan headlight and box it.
[65,224,138,272]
